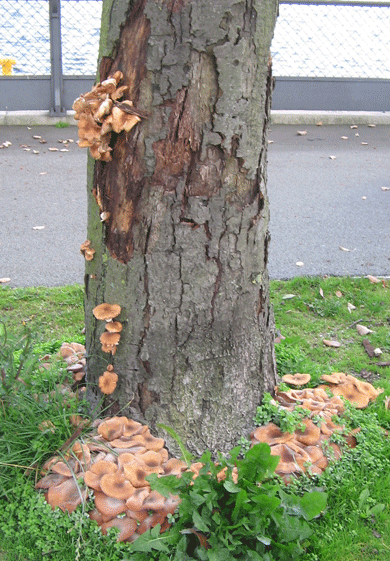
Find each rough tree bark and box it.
[84,0,279,456]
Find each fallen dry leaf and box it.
[347,302,356,313]
[339,246,352,252]
[323,339,341,348]
[362,339,375,358]
[356,324,374,336]
[366,275,381,284]
[335,291,342,298]
[319,287,324,298]
[282,294,295,300]
[48,147,59,152]
[297,130,307,136]
[0,277,11,283]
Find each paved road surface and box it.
[0,124,389,287]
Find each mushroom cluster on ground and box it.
[251,372,383,481]
[73,71,144,162]
[60,342,86,383]
[36,416,185,542]
[42,357,384,543]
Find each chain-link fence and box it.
[1,0,390,78]
[61,0,101,75]
[273,0,390,79]
[0,0,51,75]
[0,0,101,76]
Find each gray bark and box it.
[84,0,279,455]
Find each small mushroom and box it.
[251,423,293,446]
[101,516,138,542]
[125,487,151,511]
[98,417,127,441]
[282,373,311,386]
[100,471,135,500]
[105,321,123,333]
[98,370,119,395]
[94,491,127,518]
[93,303,121,322]
[80,239,95,261]
[293,418,321,446]
[47,477,87,513]
[100,331,121,347]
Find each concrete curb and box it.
[1,109,390,127]
[270,110,390,126]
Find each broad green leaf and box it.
[192,509,210,533]
[223,480,240,494]
[129,524,170,552]
[300,490,327,521]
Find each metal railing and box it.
[0,0,389,112]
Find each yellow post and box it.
[0,59,16,75]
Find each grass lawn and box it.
[0,276,389,560]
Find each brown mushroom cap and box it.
[93,303,121,321]
[98,417,127,441]
[125,487,150,512]
[100,472,135,500]
[323,382,370,409]
[162,458,188,476]
[101,517,138,542]
[270,444,303,477]
[100,331,121,346]
[282,373,311,386]
[123,461,161,488]
[321,372,346,385]
[47,477,87,513]
[99,370,119,395]
[294,418,321,446]
[101,342,117,355]
[105,321,123,333]
[94,491,127,518]
[251,423,293,446]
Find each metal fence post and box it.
[49,0,65,115]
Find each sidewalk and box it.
[0,122,389,287]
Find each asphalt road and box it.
[0,124,389,287]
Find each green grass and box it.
[0,277,389,560]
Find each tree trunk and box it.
[84,0,279,456]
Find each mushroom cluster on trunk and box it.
[72,71,144,162]
[93,303,122,355]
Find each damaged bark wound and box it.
[85,0,279,455]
